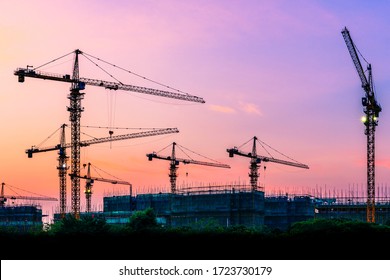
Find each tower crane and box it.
[0,182,57,207]
[26,126,178,217]
[70,162,132,213]
[147,142,230,193]
[341,27,382,223]
[227,136,309,192]
[15,49,205,219]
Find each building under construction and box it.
[102,184,390,230]
[103,187,316,231]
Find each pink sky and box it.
[1,0,390,220]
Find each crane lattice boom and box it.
[75,175,131,186]
[14,68,205,103]
[26,127,179,157]
[341,28,370,92]
[147,152,231,168]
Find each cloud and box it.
[208,104,236,114]
[377,159,390,170]
[209,102,262,115]
[239,102,262,115]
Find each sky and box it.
[1,0,390,221]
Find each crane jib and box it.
[26,128,180,157]
[14,68,205,103]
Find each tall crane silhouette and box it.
[147,142,230,193]
[70,162,132,213]
[341,27,382,223]
[15,49,205,219]
[0,182,57,207]
[57,124,68,219]
[227,136,309,192]
[26,125,178,217]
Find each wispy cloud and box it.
[208,104,236,113]
[239,102,262,115]
[377,159,390,170]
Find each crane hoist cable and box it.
[82,51,191,95]
[33,125,65,149]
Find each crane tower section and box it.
[341,27,382,223]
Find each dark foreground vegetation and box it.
[2,208,390,260]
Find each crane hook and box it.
[109,130,114,149]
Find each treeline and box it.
[2,208,390,260]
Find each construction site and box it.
[99,184,390,230]
[2,27,390,232]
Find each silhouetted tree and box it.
[126,208,160,232]
[48,214,110,235]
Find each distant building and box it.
[0,205,44,232]
[264,195,315,230]
[314,198,390,224]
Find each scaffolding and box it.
[65,184,390,229]
[0,204,44,232]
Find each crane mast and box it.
[68,49,83,219]
[249,137,259,190]
[147,142,230,193]
[341,27,382,223]
[84,162,93,213]
[57,124,69,219]
[169,142,178,194]
[15,49,205,219]
[227,136,309,192]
